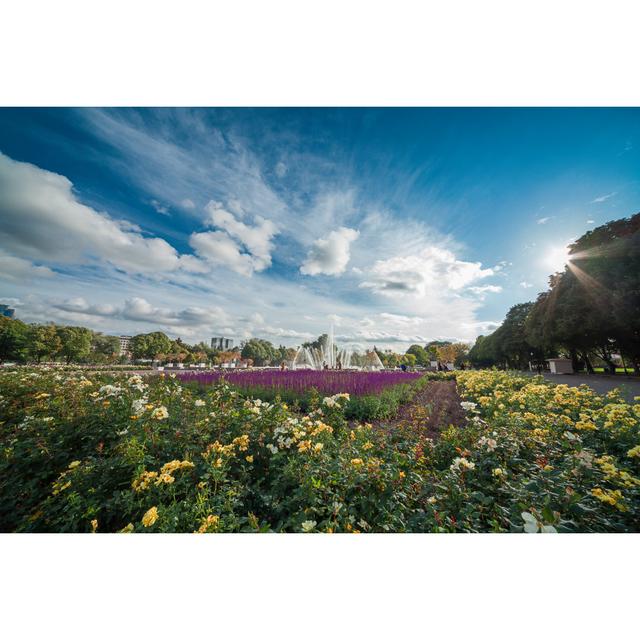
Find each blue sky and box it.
[0,107,638,348]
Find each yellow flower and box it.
[350,458,363,466]
[627,445,640,459]
[68,460,81,469]
[102,400,111,408]
[591,488,627,511]
[232,434,250,451]
[119,523,134,533]
[399,471,406,478]
[142,506,159,527]
[363,441,374,451]
[91,519,98,533]
[245,455,254,463]
[297,440,312,453]
[197,514,220,533]
[313,442,323,452]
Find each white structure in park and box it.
[119,335,132,356]
[547,358,574,374]
[292,325,383,371]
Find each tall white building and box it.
[119,335,132,356]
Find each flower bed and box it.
[176,369,425,420]
[0,368,638,533]
[176,369,422,396]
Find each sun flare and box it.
[542,244,571,273]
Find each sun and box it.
[542,244,571,273]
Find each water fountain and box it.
[292,325,383,371]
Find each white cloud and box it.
[52,296,230,329]
[587,219,595,224]
[188,200,278,276]
[189,230,256,277]
[536,216,553,225]
[359,247,495,297]
[0,152,199,276]
[181,198,196,209]
[590,192,616,204]
[0,252,54,281]
[150,199,170,215]
[275,161,287,178]
[300,227,359,276]
[519,281,533,288]
[468,285,502,295]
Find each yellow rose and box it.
[142,506,159,527]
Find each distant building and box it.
[0,304,15,319]
[119,335,132,356]
[211,337,234,350]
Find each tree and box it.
[130,332,172,360]
[436,342,470,367]
[525,212,640,374]
[57,326,92,364]
[90,333,120,363]
[425,340,451,362]
[28,324,61,363]
[402,353,417,367]
[406,344,428,366]
[241,338,277,366]
[0,317,29,363]
[302,334,329,351]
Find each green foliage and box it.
[56,326,92,364]
[130,331,173,360]
[406,344,428,366]
[0,317,29,362]
[1,368,637,533]
[28,324,62,363]
[240,338,278,366]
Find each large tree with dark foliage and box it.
[526,212,640,373]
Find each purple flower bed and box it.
[175,369,423,397]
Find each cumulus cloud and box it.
[189,201,278,276]
[359,247,495,297]
[0,152,205,276]
[0,252,54,281]
[300,227,359,276]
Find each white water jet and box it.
[292,324,382,371]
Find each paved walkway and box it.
[518,371,640,401]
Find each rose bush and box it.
[0,368,637,532]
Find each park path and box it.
[374,380,466,438]
[518,371,640,401]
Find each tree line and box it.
[0,320,301,367]
[468,212,640,374]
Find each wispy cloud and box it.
[590,192,616,204]
[536,216,553,225]
[519,281,533,288]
